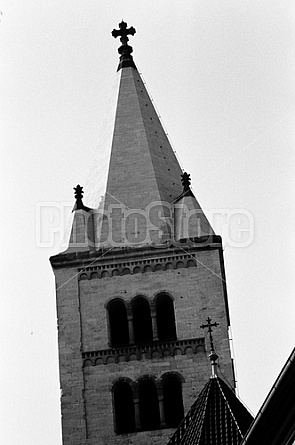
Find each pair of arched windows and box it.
[113,374,184,434]
[108,293,176,347]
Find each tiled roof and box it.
[167,377,253,445]
[241,347,295,445]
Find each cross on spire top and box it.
[111,21,137,71]
[201,317,219,378]
[200,317,219,352]
[112,20,136,46]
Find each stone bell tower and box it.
[50,21,235,445]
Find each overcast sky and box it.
[1,1,295,444]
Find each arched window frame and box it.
[137,375,163,430]
[106,292,177,347]
[112,378,136,434]
[161,372,184,428]
[153,292,177,341]
[111,373,185,433]
[131,295,154,344]
[106,298,129,347]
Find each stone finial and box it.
[181,172,191,192]
[111,20,137,71]
[74,184,84,200]
[72,184,90,212]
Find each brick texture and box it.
[52,245,234,445]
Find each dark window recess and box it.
[108,300,129,347]
[114,382,135,434]
[139,379,161,431]
[132,297,153,343]
[163,375,184,428]
[156,294,177,341]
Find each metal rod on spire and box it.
[201,317,219,378]
[200,317,219,352]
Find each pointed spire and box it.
[64,185,95,253]
[99,43,184,246]
[201,317,219,378]
[167,322,253,445]
[112,20,137,71]
[174,172,215,241]
[166,376,254,445]
[62,23,216,250]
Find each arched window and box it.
[138,379,160,430]
[155,293,177,341]
[132,297,153,343]
[162,374,184,427]
[108,299,129,347]
[113,381,135,434]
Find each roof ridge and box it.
[132,68,183,204]
[167,380,212,445]
[166,375,254,445]
[190,380,212,444]
[216,377,244,439]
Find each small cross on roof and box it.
[201,317,219,352]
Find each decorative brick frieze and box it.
[82,337,205,366]
[78,253,197,280]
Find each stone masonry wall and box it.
[55,268,87,445]
[54,247,233,445]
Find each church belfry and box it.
[50,21,235,445]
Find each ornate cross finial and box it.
[111,21,137,71]
[72,184,90,212]
[200,317,219,352]
[201,317,219,377]
[181,172,191,191]
[112,20,136,46]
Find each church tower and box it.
[50,22,235,445]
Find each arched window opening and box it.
[113,381,135,434]
[163,375,184,428]
[155,294,177,341]
[139,379,160,431]
[132,297,153,343]
[108,300,129,347]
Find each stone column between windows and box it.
[127,306,135,344]
[157,386,166,427]
[150,303,159,341]
[133,395,141,430]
